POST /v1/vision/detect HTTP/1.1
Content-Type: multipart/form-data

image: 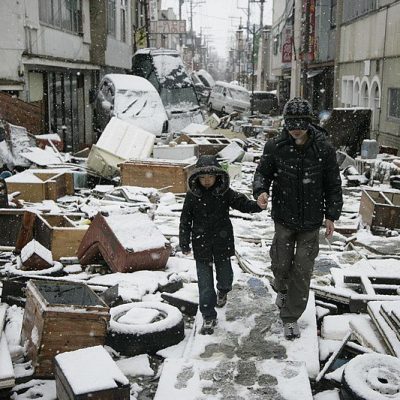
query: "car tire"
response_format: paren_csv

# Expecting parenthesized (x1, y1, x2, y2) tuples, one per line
(341, 353, 400, 400)
(106, 302, 185, 356)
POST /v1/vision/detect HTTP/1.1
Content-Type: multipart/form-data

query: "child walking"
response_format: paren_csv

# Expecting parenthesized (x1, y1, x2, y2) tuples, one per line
(179, 155, 265, 334)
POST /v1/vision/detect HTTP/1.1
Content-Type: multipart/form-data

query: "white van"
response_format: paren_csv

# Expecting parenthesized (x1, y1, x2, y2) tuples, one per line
(208, 81, 250, 115)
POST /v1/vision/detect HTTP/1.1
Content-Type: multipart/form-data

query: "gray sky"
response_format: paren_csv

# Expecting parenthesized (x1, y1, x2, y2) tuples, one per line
(161, 0, 273, 57)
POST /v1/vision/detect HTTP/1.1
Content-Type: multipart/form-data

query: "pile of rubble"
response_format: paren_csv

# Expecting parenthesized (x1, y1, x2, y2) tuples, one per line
(1, 112, 400, 400)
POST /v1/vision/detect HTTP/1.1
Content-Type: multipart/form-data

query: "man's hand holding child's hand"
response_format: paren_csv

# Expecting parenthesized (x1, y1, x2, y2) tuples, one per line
(257, 192, 268, 210)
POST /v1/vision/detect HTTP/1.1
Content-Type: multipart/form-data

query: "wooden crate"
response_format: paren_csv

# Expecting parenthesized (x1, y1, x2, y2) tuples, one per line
(33, 214, 88, 260)
(176, 133, 231, 155)
(55, 346, 130, 400)
(21, 280, 110, 377)
(5, 170, 74, 202)
(0, 209, 25, 247)
(119, 159, 195, 193)
(359, 189, 400, 230)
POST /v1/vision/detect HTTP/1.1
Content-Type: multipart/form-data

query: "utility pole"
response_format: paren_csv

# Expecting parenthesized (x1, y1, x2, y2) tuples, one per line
(179, 0, 184, 48)
(251, 24, 256, 114)
(302, 0, 311, 99)
(143, 0, 150, 47)
(190, 0, 194, 60)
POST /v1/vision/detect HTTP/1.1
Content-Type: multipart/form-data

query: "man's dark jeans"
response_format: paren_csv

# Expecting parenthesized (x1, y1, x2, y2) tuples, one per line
(196, 258, 233, 320)
(270, 222, 320, 323)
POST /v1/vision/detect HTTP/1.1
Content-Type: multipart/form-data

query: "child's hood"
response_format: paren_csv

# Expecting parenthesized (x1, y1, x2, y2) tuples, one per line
(188, 155, 230, 197)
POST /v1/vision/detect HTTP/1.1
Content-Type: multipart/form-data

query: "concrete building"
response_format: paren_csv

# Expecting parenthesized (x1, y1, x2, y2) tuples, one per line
(0, 0, 132, 151)
(334, 0, 400, 147)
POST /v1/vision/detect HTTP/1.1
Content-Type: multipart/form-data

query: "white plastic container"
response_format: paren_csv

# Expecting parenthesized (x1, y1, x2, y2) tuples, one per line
(361, 139, 379, 159)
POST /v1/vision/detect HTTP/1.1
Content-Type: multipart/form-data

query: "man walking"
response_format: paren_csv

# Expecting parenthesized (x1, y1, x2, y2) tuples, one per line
(253, 97, 343, 339)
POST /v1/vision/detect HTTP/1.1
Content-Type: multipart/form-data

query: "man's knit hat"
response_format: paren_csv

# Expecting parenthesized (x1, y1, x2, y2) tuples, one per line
(283, 97, 313, 130)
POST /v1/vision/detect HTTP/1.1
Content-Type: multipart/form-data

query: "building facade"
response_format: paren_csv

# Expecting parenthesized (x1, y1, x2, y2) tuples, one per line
(334, 0, 400, 147)
(0, 0, 133, 151)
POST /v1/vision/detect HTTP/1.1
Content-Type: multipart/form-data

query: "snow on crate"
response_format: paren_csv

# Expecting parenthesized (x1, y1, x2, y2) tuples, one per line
(78, 212, 171, 273)
(20, 239, 53, 270)
(105, 213, 168, 252)
(54, 345, 129, 396)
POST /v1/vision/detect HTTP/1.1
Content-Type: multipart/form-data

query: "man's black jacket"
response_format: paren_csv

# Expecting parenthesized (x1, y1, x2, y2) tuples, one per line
(253, 124, 343, 231)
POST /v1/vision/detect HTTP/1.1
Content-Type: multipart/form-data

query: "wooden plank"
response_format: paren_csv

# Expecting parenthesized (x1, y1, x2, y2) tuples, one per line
(15, 211, 37, 254)
(0, 334, 15, 390)
(0, 303, 8, 342)
(367, 301, 400, 357)
(315, 331, 352, 383)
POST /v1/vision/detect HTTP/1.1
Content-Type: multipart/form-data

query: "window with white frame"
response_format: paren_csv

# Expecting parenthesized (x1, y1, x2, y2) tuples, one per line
(120, 0, 127, 42)
(388, 88, 400, 120)
(353, 81, 360, 106)
(360, 82, 369, 108)
(341, 77, 354, 107)
(39, 0, 82, 33)
(107, 0, 116, 37)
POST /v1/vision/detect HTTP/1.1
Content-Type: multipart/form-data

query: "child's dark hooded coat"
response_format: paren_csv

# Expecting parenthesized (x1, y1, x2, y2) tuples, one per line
(179, 155, 261, 261)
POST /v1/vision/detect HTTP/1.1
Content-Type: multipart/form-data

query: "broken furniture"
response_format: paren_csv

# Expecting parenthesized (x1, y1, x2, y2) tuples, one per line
(87, 117, 155, 179)
(33, 214, 88, 260)
(119, 159, 195, 193)
(359, 188, 400, 230)
(175, 133, 232, 155)
(152, 143, 199, 160)
(55, 345, 130, 400)
(21, 280, 110, 377)
(77, 212, 171, 273)
(5, 169, 74, 203)
(13, 212, 88, 260)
